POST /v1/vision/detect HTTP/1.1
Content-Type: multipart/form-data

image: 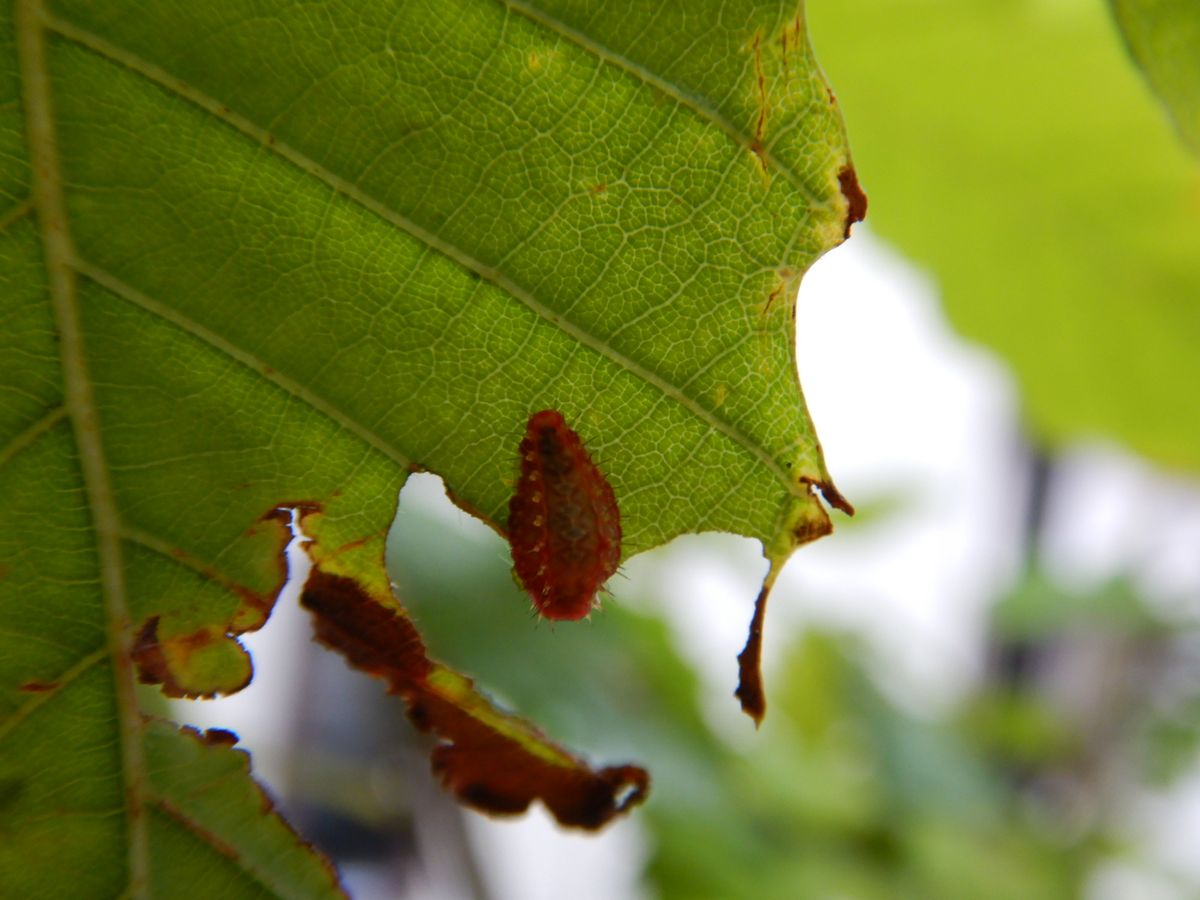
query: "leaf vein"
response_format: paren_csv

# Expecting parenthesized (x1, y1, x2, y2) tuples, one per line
(14, 3, 150, 894)
(502, 0, 825, 207)
(74, 258, 416, 473)
(47, 12, 806, 503)
(151, 792, 310, 899)
(121, 525, 259, 598)
(0, 404, 66, 469)
(0, 197, 34, 234)
(0, 646, 106, 743)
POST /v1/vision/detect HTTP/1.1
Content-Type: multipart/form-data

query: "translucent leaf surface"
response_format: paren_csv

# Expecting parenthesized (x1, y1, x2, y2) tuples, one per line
(1, 0, 855, 888)
(811, 0, 1200, 471)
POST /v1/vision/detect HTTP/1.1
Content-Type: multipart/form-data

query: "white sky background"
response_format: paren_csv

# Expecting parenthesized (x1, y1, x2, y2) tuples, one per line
(177, 228, 1200, 900)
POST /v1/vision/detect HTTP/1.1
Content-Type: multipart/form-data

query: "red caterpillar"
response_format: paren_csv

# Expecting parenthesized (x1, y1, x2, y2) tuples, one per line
(508, 410, 621, 620)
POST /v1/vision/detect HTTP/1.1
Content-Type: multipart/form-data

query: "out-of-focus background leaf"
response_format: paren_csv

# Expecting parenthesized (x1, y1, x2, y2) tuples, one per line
(356, 474, 1196, 899)
(1111, 0, 1200, 153)
(808, 0, 1200, 472)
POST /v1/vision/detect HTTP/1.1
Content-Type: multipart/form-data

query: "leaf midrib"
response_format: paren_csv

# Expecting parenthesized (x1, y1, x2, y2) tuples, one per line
(45, 10, 811, 506)
(15, 0, 149, 896)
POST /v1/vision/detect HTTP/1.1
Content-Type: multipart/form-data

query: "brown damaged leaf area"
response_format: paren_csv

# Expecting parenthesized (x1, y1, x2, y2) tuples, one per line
(126, 507, 294, 699)
(17, 680, 59, 693)
(300, 568, 649, 829)
(805, 475, 856, 518)
(837, 165, 868, 238)
(736, 496, 844, 724)
(734, 577, 776, 724)
(132, 615, 252, 699)
(133, 616, 182, 693)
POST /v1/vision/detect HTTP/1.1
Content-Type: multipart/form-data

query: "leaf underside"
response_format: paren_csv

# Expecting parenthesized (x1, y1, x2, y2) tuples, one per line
(1, 0, 856, 890)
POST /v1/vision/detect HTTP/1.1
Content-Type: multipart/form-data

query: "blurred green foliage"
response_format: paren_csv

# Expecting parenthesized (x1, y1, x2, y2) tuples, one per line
(1111, 0, 1200, 152)
(389, 488, 1199, 898)
(809, 0, 1200, 472)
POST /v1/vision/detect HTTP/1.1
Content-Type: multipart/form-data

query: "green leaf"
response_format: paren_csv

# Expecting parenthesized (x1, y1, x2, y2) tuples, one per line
(809, 0, 1200, 471)
(0, 695, 345, 898)
(2, 0, 854, 887)
(1111, 0, 1200, 153)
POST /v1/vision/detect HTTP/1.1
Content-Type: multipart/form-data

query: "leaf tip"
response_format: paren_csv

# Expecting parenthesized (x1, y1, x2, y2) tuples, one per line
(735, 581, 770, 725)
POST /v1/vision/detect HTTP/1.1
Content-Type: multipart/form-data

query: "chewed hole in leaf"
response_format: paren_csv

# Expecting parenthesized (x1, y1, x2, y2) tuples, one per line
(295, 502, 649, 830)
